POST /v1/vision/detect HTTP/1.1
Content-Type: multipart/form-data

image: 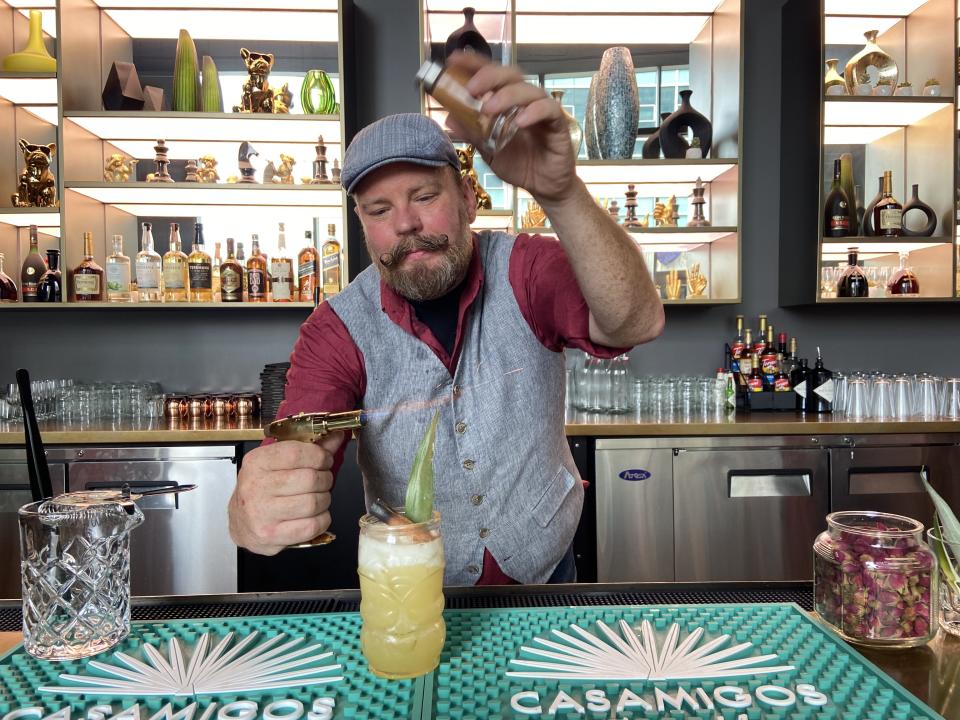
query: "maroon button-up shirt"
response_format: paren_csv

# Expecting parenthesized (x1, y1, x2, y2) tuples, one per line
(275, 232, 626, 584)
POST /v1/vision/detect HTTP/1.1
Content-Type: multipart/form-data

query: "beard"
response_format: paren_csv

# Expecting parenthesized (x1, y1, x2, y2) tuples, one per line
(367, 210, 473, 301)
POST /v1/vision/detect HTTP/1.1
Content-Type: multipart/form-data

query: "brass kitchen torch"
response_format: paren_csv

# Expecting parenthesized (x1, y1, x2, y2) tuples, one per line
(264, 410, 367, 547)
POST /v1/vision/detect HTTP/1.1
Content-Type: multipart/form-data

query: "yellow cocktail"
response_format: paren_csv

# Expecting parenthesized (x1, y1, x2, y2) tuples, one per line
(358, 510, 445, 679)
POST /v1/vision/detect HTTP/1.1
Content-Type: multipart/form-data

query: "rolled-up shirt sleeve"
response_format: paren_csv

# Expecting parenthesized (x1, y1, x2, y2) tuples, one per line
(508, 232, 631, 357)
(266, 302, 366, 480)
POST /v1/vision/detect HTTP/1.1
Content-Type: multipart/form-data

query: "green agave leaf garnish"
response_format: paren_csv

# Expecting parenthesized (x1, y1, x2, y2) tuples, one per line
(922, 467, 960, 559)
(404, 410, 440, 524)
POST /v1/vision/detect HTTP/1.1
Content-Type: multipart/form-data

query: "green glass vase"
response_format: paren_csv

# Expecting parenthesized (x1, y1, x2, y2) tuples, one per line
(300, 69, 337, 115)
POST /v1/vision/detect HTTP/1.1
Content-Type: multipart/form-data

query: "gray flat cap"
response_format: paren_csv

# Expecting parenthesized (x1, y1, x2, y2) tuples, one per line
(341, 113, 461, 194)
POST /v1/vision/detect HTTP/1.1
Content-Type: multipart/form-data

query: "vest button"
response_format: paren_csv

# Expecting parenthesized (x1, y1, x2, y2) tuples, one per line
(479, 528, 490, 539)
(462, 459, 475, 470)
(467, 564, 480, 574)
(455, 421, 467, 434)
(453, 384, 463, 399)
(470, 494, 484, 505)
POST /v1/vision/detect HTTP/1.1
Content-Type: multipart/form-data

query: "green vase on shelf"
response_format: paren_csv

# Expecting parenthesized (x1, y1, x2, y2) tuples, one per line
(301, 69, 337, 115)
(2, 10, 56, 72)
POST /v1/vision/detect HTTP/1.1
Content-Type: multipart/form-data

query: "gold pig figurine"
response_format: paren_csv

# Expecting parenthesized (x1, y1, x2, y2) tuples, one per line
(12, 139, 58, 208)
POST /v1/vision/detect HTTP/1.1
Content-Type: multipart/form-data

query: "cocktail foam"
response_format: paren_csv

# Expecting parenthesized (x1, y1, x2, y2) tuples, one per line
(358, 533, 444, 570)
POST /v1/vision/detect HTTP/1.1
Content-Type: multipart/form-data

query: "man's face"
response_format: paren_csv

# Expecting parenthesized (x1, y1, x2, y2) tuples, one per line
(353, 163, 477, 301)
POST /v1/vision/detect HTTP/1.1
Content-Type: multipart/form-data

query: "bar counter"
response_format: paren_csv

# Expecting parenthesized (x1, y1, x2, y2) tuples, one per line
(0, 412, 958, 444)
(0, 583, 957, 718)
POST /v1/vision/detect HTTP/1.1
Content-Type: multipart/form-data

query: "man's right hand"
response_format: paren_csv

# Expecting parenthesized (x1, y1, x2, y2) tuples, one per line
(228, 431, 344, 555)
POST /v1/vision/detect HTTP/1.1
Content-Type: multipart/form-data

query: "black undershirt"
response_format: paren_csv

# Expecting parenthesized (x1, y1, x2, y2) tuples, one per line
(408, 278, 467, 357)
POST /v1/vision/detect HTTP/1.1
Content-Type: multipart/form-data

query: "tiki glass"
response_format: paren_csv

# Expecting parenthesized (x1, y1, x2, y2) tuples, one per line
(357, 510, 445, 678)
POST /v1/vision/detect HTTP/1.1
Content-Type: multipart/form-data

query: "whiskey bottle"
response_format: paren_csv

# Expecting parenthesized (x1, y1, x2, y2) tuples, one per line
(823, 158, 851, 237)
(106, 234, 133, 302)
(220, 238, 243, 303)
(237, 240, 248, 301)
(0, 253, 18, 302)
(251, 233, 270, 299)
(270, 222, 294, 302)
(836, 246, 869, 298)
(162, 222, 189, 302)
(888, 251, 920, 296)
(873, 170, 902, 237)
(73, 231, 104, 302)
(246, 237, 268, 302)
(212, 240, 222, 301)
(37, 249, 61, 302)
(321, 223, 342, 299)
(20, 225, 47, 301)
(135, 221, 163, 302)
(187, 222, 213, 303)
(297, 230, 319, 303)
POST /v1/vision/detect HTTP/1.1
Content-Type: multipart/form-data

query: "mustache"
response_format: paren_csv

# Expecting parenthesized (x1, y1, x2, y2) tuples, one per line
(379, 233, 449, 268)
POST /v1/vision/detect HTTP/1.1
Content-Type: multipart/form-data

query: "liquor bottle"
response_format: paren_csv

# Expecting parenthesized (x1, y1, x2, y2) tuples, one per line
(297, 230, 319, 303)
(806, 346, 833, 413)
(823, 158, 851, 237)
(873, 170, 902, 237)
(887, 251, 920, 297)
(237, 241, 248, 301)
(106, 234, 133, 302)
(742, 328, 753, 364)
(760, 325, 778, 385)
(220, 238, 243, 303)
(321, 223, 342, 299)
(162, 222, 189, 302)
(187, 222, 213, 303)
(37, 249, 61, 302)
(0, 253, 18, 302)
(773, 354, 791, 392)
(730, 315, 746, 367)
(781, 336, 800, 378)
(836, 246, 869, 298)
(270, 222, 294, 302)
(753, 314, 767, 355)
(776, 332, 788, 357)
(20, 225, 46, 301)
(246, 237, 268, 302)
(135, 221, 163, 302)
(212, 240, 222, 301)
(791, 358, 809, 412)
(249, 233, 270, 299)
(747, 353, 764, 393)
(73, 231, 104, 302)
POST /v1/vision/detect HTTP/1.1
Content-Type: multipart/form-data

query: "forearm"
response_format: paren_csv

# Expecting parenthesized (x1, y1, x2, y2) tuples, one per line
(536, 178, 665, 347)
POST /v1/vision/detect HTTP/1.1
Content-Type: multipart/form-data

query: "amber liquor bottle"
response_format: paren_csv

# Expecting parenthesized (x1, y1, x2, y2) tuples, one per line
(760, 325, 778, 385)
(0, 253, 18, 302)
(747, 353, 764, 393)
(20, 225, 47, 301)
(162, 223, 189, 302)
(246, 237, 268, 302)
(187, 222, 213, 303)
(729, 314, 745, 373)
(321, 223, 342, 299)
(212, 240, 222, 301)
(219, 238, 243, 303)
(297, 230, 319, 303)
(270, 223, 294, 302)
(73, 231, 104, 302)
(873, 170, 902, 237)
(823, 158, 851, 237)
(753, 314, 767, 355)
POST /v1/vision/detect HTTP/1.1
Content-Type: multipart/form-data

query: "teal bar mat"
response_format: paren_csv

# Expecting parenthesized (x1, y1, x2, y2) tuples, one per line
(0, 603, 942, 719)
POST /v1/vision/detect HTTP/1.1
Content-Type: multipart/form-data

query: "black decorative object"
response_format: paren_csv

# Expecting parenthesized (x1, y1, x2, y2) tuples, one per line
(641, 112, 671, 160)
(444, 7, 491, 60)
(238, 141, 259, 183)
(659, 89, 712, 159)
(101, 61, 144, 111)
(142, 86, 166, 111)
(861, 176, 883, 237)
(901, 183, 937, 237)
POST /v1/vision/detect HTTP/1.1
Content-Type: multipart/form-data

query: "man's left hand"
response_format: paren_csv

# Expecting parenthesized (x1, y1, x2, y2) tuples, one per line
(445, 53, 577, 205)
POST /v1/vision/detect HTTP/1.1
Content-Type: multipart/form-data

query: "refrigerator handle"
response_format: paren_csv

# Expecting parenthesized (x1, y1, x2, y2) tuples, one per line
(729, 472, 812, 498)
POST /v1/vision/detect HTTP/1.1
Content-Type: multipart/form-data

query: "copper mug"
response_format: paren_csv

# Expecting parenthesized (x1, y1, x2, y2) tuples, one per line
(164, 395, 187, 418)
(187, 397, 207, 418)
(211, 395, 231, 417)
(234, 395, 256, 417)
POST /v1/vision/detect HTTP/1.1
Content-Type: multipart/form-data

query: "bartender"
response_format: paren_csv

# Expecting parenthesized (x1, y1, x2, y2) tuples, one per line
(228, 54, 664, 585)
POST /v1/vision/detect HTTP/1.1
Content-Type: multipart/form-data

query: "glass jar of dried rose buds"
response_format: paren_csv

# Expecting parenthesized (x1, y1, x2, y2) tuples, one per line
(814, 511, 938, 648)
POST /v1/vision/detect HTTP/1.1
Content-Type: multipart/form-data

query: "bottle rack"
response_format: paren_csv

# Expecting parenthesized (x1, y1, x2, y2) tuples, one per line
(0, 0, 348, 308)
(779, 0, 957, 305)
(419, 0, 743, 305)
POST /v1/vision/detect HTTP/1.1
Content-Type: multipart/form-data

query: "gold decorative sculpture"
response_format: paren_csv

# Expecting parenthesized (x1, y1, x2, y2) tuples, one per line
(653, 198, 668, 226)
(843, 30, 898, 95)
(665, 269, 682, 300)
(687, 263, 708, 297)
(668, 194, 679, 226)
(639, 212, 650, 228)
(457, 145, 492, 210)
(197, 155, 220, 183)
(103, 153, 138, 183)
(233, 48, 289, 114)
(520, 200, 547, 228)
(264, 154, 296, 184)
(12, 139, 58, 207)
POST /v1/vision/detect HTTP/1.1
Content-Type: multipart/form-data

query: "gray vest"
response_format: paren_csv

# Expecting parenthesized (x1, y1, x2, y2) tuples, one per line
(329, 231, 583, 585)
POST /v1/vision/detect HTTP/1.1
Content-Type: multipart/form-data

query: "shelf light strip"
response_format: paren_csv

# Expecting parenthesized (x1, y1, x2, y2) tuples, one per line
(66, 115, 341, 143)
(101, 9, 338, 42)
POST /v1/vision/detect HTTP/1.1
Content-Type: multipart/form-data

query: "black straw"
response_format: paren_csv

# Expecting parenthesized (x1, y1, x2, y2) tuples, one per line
(17, 369, 52, 502)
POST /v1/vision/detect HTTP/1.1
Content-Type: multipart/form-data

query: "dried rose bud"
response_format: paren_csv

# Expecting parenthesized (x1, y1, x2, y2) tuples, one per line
(914, 617, 929, 636)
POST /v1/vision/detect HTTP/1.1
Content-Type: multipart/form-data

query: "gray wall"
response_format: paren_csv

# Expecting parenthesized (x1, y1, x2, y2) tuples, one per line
(1, 0, 957, 391)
